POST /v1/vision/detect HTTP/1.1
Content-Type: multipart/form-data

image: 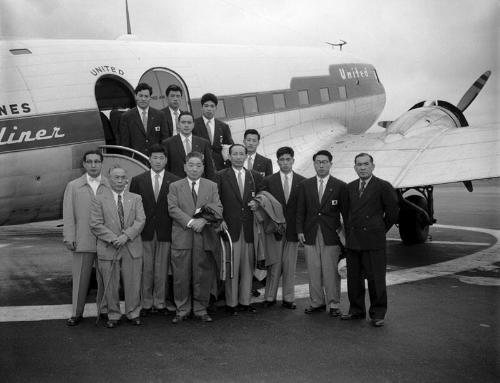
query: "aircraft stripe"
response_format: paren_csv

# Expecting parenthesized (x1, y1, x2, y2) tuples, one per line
(386, 238, 491, 246)
(0, 224, 498, 322)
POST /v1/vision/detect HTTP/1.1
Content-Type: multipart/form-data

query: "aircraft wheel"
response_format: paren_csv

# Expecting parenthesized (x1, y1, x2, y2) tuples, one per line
(398, 194, 430, 244)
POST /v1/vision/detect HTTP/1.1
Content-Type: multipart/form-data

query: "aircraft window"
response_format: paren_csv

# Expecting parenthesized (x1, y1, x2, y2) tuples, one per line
(243, 96, 258, 115)
(216, 99, 227, 118)
(273, 93, 286, 110)
(320, 88, 330, 103)
(10, 48, 32, 55)
(339, 86, 347, 100)
(298, 90, 309, 105)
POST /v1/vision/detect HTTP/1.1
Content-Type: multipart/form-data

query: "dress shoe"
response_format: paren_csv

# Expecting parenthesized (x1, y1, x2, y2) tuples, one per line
(140, 308, 152, 317)
(66, 316, 83, 326)
(172, 315, 187, 324)
(225, 306, 238, 316)
(281, 301, 297, 310)
(105, 320, 119, 329)
(238, 304, 257, 313)
(128, 317, 142, 326)
(263, 300, 276, 308)
(99, 313, 109, 321)
(196, 314, 213, 323)
(329, 308, 342, 317)
(304, 305, 326, 314)
(340, 313, 366, 320)
(371, 319, 385, 327)
(251, 289, 261, 297)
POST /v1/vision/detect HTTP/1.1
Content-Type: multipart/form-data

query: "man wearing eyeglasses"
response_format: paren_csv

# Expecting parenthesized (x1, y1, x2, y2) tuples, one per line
(63, 150, 109, 326)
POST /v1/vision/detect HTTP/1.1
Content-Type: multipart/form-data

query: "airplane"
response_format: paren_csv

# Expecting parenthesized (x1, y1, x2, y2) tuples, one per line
(0, 19, 497, 245)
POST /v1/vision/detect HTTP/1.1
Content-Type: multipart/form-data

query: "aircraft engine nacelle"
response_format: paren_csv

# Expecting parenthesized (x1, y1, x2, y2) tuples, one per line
(409, 100, 469, 127)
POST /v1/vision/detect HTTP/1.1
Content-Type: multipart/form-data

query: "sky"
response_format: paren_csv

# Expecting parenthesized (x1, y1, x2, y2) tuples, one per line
(1, 0, 498, 126)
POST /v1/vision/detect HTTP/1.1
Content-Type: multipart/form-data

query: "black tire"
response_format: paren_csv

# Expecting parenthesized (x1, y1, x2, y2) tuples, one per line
(398, 194, 430, 244)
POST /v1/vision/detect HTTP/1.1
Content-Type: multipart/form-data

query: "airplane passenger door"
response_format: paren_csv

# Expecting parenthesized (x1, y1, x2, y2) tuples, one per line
(139, 68, 191, 112)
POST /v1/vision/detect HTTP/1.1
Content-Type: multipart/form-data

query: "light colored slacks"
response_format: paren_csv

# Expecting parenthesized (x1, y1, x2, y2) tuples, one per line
(225, 229, 254, 307)
(71, 252, 104, 317)
(265, 240, 299, 303)
(141, 234, 171, 310)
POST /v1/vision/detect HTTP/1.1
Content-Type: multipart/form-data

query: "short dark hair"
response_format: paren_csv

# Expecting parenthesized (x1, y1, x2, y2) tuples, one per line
(229, 143, 247, 155)
(354, 152, 374, 164)
(244, 129, 260, 140)
(185, 151, 205, 163)
(149, 144, 166, 156)
(201, 93, 218, 106)
(166, 84, 183, 97)
(82, 149, 103, 163)
(135, 82, 153, 95)
(276, 146, 294, 159)
(313, 150, 333, 162)
(178, 111, 194, 121)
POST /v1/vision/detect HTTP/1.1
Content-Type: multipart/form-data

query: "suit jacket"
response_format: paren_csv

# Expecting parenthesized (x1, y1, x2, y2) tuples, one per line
(119, 107, 169, 156)
(63, 174, 110, 252)
(90, 189, 146, 260)
(251, 153, 273, 177)
(345, 176, 399, 250)
(164, 134, 216, 180)
(193, 117, 234, 170)
(129, 170, 180, 242)
(262, 171, 306, 242)
(296, 175, 348, 246)
(160, 107, 180, 137)
(216, 168, 263, 243)
(167, 178, 222, 250)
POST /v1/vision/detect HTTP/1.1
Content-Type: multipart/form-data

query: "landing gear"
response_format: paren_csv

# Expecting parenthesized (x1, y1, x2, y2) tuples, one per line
(397, 186, 435, 244)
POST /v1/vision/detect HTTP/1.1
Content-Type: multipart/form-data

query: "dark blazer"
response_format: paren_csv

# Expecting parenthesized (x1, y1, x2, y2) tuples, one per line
(193, 117, 234, 170)
(296, 175, 348, 246)
(119, 107, 170, 156)
(252, 153, 273, 177)
(345, 176, 399, 250)
(262, 171, 306, 242)
(129, 170, 180, 242)
(163, 135, 216, 180)
(216, 168, 263, 243)
(160, 107, 180, 137)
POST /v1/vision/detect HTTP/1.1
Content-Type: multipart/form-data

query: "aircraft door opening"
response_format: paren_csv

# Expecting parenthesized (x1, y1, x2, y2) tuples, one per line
(139, 68, 191, 112)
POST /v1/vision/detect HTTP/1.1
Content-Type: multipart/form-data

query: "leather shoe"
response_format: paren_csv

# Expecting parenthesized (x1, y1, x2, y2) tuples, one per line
(304, 305, 326, 314)
(251, 289, 261, 297)
(340, 313, 366, 320)
(329, 308, 342, 317)
(225, 306, 238, 316)
(281, 301, 296, 310)
(128, 317, 142, 326)
(371, 319, 385, 327)
(238, 304, 257, 313)
(99, 313, 109, 321)
(140, 308, 152, 317)
(263, 300, 276, 308)
(172, 315, 187, 324)
(105, 320, 119, 329)
(66, 316, 83, 326)
(197, 314, 213, 322)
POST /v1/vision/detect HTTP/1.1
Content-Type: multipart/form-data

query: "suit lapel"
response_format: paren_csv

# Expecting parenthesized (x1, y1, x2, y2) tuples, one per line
(320, 176, 335, 208)
(271, 174, 286, 205)
(196, 179, 208, 208)
(213, 121, 222, 146)
(289, 172, 301, 203)
(243, 169, 254, 202)
(123, 192, 133, 225)
(157, 174, 170, 204)
(227, 169, 243, 203)
(182, 179, 196, 211)
(105, 192, 120, 227)
(134, 108, 147, 137)
(192, 136, 202, 153)
(176, 135, 187, 156)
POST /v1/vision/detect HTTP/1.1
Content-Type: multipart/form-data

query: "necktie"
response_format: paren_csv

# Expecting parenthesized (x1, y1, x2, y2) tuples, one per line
(283, 174, 290, 203)
(359, 180, 366, 197)
(117, 194, 125, 229)
(154, 173, 160, 201)
(185, 137, 191, 154)
(173, 110, 179, 134)
(141, 111, 147, 132)
(237, 171, 244, 198)
(192, 181, 197, 205)
(247, 155, 253, 170)
(206, 120, 213, 144)
(318, 178, 324, 202)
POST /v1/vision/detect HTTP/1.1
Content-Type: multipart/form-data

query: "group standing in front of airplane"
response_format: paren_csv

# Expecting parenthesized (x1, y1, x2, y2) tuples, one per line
(62, 81, 399, 329)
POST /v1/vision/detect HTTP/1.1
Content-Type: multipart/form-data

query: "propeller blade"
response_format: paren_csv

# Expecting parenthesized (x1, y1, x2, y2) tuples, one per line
(457, 71, 491, 112)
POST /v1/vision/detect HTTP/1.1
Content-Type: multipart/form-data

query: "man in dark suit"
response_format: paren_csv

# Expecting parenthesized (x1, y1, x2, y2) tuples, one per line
(119, 82, 170, 156)
(167, 151, 223, 323)
(243, 129, 273, 177)
(296, 150, 348, 317)
(341, 153, 399, 327)
(193, 93, 234, 170)
(216, 144, 263, 314)
(261, 147, 306, 309)
(161, 84, 183, 137)
(129, 144, 179, 316)
(164, 112, 216, 180)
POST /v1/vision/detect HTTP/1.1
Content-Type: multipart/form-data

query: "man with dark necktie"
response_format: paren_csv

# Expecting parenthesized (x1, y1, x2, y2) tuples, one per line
(161, 84, 184, 137)
(243, 129, 273, 177)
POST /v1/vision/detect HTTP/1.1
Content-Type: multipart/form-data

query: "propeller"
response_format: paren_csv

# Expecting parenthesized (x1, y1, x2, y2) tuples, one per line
(457, 70, 491, 112)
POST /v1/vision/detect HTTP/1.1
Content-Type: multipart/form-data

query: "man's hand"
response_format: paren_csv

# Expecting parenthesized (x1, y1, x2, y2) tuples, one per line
(298, 233, 306, 245)
(112, 234, 128, 248)
(219, 221, 228, 232)
(64, 241, 76, 251)
(191, 218, 208, 233)
(248, 200, 258, 211)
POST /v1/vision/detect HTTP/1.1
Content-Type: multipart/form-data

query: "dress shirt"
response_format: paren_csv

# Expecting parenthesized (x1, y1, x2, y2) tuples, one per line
(317, 175, 330, 199)
(137, 106, 149, 125)
(86, 174, 102, 195)
(186, 178, 201, 228)
(170, 107, 180, 132)
(111, 190, 125, 206)
(359, 176, 373, 189)
(280, 171, 293, 188)
(232, 167, 246, 186)
(180, 134, 193, 153)
(244, 153, 256, 170)
(202, 116, 214, 144)
(151, 169, 165, 188)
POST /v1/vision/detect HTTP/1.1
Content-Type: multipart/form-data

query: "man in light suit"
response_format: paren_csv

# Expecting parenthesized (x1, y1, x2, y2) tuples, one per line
(129, 144, 179, 316)
(341, 153, 399, 327)
(161, 84, 184, 137)
(296, 150, 348, 317)
(164, 111, 216, 180)
(119, 82, 170, 156)
(216, 144, 263, 314)
(90, 165, 146, 328)
(261, 147, 306, 309)
(243, 129, 273, 177)
(193, 93, 234, 170)
(167, 151, 223, 323)
(63, 149, 109, 326)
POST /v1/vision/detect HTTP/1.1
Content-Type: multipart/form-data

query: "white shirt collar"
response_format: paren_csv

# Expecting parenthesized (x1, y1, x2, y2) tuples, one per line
(317, 175, 330, 184)
(137, 106, 149, 114)
(202, 116, 213, 125)
(360, 176, 372, 186)
(86, 174, 101, 183)
(180, 133, 192, 140)
(151, 169, 165, 179)
(111, 190, 125, 204)
(232, 167, 244, 175)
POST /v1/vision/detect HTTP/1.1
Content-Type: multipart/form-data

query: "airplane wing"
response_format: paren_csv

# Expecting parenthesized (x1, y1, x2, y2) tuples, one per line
(331, 123, 500, 188)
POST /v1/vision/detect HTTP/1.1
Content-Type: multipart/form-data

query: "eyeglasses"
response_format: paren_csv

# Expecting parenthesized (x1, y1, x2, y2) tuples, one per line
(85, 160, 102, 164)
(314, 160, 330, 165)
